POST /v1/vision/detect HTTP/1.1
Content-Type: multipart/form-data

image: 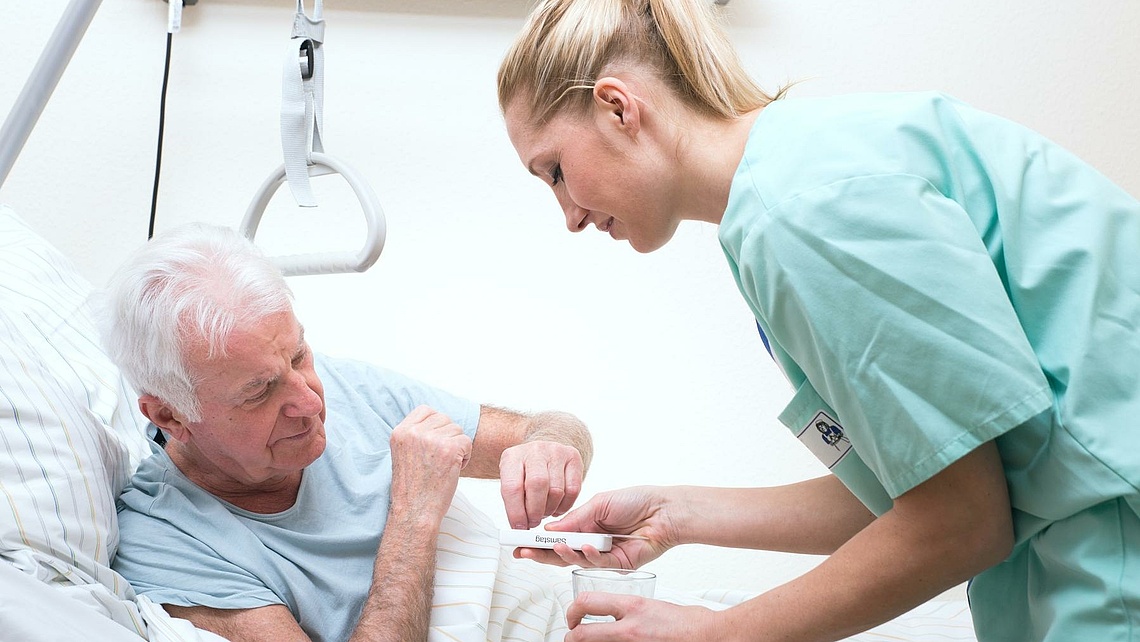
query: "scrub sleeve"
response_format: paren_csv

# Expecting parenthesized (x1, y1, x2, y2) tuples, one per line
(722, 173, 1052, 502)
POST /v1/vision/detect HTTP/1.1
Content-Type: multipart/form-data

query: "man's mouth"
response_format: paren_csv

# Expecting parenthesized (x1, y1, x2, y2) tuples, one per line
(277, 424, 314, 444)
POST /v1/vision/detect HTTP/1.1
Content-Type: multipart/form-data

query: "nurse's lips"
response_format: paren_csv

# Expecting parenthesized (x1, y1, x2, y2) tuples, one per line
(598, 217, 615, 233)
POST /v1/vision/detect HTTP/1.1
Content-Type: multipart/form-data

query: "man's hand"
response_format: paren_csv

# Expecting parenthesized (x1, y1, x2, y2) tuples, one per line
(499, 438, 585, 529)
(388, 405, 473, 522)
(463, 406, 593, 529)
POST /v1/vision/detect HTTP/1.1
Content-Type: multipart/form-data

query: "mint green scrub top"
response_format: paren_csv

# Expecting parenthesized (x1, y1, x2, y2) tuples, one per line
(719, 92, 1140, 642)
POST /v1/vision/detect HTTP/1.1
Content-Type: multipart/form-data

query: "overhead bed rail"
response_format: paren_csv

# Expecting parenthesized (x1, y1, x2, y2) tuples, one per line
(0, 0, 104, 190)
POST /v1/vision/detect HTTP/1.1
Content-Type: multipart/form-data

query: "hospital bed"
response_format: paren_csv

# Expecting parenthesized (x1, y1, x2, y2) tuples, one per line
(0, 3, 977, 641)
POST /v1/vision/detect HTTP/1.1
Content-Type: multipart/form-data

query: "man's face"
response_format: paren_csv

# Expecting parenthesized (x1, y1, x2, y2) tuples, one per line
(178, 310, 327, 488)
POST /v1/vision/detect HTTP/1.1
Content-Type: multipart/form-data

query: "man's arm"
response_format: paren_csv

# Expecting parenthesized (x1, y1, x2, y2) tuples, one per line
(160, 510, 443, 642)
(348, 405, 470, 641)
(162, 406, 469, 642)
(163, 604, 309, 642)
(349, 491, 442, 642)
(463, 405, 593, 529)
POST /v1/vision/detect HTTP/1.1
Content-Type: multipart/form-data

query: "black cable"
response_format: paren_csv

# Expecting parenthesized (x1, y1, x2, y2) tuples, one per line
(149, 30, 174, 241)
(149, 29, 174, 447)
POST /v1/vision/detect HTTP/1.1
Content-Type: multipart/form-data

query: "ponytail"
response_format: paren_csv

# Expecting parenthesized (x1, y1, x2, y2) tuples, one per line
(498, 0, 785, 125)
(648, 0, 780, 117)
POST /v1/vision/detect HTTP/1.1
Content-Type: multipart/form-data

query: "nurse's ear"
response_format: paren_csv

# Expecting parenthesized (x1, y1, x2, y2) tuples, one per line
(593, 77, 642, 138)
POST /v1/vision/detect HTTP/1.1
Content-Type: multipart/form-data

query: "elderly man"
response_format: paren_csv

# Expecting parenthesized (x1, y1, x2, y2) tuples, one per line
(101, 224, 592, 642)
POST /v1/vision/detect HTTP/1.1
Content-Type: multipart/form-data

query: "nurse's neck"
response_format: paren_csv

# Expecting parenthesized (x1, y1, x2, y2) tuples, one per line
(679, 106, 764, 226)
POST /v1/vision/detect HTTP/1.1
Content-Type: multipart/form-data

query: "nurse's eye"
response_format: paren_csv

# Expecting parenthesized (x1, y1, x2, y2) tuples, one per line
(550, 164, 563, 187)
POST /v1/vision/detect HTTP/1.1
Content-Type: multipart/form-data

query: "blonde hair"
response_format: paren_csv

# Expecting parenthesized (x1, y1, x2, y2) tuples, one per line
(498, 0, 786, 125)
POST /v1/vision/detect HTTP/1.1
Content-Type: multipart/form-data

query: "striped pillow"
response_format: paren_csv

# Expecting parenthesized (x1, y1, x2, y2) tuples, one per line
(0, 205, 150, 596)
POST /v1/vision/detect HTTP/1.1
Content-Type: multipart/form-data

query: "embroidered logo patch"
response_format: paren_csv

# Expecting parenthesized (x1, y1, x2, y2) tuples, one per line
(796, 410, 852, 469)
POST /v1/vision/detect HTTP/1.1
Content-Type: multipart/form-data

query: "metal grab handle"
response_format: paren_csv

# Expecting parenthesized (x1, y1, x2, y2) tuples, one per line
(1, 0, 104, 189)
(241, 152, 386, 276)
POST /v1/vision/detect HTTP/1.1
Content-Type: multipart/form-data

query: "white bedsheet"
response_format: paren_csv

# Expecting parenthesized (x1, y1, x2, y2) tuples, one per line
(0, 555, 229, 642)
(429, 492, 978, 642)
(851, 600, 976, 641)
(1, 490, 975, 641)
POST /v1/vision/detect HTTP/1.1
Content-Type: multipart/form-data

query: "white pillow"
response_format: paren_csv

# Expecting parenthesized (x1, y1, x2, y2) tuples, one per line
(0, 205, 150, 610)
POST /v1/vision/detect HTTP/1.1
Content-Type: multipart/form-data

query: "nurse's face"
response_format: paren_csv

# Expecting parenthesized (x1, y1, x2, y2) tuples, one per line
(505, 99, 682, 254)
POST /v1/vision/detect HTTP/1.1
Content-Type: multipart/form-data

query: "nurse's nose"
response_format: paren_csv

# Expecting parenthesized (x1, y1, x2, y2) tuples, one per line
(561, 200, 590, 233)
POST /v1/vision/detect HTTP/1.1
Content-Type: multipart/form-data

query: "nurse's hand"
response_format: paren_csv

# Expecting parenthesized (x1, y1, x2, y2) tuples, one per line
(564, 595, 720, 642)
(514, 486, 679, 570)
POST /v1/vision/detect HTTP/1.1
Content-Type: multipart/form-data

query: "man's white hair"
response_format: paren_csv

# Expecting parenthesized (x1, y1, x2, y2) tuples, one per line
(98, 223, 294, 422)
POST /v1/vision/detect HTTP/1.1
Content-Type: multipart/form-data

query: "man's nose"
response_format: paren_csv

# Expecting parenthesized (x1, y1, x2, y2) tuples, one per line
(283, 373, 322, 417)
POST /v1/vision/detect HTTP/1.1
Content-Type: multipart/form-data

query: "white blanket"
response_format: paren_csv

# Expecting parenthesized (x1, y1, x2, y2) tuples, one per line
(427, 493, 733, 641)
(429, 493, 978, 642)
(0, 491, 974, 641)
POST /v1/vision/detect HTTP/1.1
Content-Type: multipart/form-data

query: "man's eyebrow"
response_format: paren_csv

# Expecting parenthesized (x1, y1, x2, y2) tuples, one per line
(295, 326, 307, 357)
(239, 374, 275, 396)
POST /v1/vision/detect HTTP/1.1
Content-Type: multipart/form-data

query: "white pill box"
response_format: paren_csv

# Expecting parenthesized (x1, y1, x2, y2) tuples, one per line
(499, 529, 614, 552)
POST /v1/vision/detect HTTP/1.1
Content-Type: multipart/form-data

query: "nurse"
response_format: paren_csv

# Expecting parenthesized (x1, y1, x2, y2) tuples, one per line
(497, 0, 1140, 640)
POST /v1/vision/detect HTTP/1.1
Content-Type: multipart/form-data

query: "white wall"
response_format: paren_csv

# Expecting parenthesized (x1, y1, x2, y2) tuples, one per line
(4, 0, 1138, 599)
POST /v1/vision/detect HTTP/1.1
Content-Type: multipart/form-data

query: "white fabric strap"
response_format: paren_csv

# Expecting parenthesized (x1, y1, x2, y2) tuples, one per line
(280, 0, 326, 207)
(167, 0, 183, 33)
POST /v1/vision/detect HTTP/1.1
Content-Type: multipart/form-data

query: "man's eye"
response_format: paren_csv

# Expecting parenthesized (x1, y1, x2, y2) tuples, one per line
(550, 164, 563, 186)
(247, 388, 271, 404)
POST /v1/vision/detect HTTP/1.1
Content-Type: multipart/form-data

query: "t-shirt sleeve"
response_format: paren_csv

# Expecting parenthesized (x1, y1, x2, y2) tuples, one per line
(112, 480, 284, 610)
(315, 355, 482, 441)
(740, 173, 1052, 497)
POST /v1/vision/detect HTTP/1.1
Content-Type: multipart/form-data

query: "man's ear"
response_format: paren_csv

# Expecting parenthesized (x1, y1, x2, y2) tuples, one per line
(593, 77, 642, 137)
(138, 395, 191, 444)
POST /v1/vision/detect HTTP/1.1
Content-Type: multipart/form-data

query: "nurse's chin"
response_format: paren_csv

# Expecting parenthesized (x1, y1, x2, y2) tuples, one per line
(624, 233, 673, 254)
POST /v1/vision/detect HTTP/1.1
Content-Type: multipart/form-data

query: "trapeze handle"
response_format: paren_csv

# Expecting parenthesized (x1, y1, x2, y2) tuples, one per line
(241, 152, 386, 277)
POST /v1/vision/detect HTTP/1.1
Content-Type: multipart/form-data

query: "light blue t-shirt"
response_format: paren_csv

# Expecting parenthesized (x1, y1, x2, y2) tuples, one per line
(720, 92, 1140, 640)
(111, 355, 481, 642)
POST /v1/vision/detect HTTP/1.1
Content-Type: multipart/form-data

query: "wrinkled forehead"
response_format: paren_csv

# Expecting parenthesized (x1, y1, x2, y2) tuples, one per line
(183, 310, 301, 373)
(191, 316, 306, 405)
